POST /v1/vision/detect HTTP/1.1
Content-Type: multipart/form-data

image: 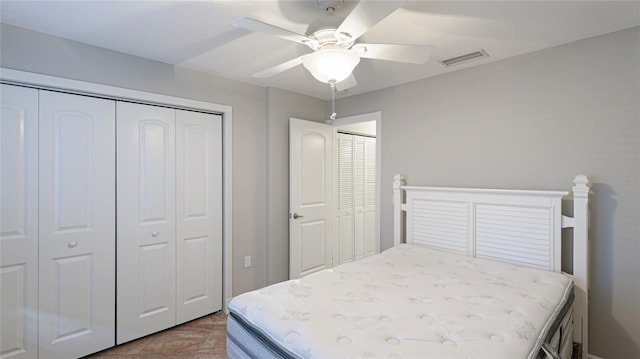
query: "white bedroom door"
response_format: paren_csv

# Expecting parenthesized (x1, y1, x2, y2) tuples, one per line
(1, 84, 39, 359)
(116, 102, 176, 344)
(289, 118, 334, 279)
(38, 91, 116, 358)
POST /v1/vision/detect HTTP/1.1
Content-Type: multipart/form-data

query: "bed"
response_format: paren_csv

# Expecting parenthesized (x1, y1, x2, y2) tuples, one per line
(227, 174, 590, 359)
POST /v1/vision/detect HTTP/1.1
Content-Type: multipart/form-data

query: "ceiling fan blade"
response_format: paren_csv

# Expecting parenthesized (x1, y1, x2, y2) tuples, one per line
(232, 17, 318, 49)
(252, 56, 304, 78)
(336, 0, 405, 43)
(352, 43, 433, 64)
(336, 74, 358, 91)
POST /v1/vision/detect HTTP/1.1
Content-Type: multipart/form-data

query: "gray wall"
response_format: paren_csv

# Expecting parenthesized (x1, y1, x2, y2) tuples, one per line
(336, 26, 640, 359)
(0, 24, 325, 296)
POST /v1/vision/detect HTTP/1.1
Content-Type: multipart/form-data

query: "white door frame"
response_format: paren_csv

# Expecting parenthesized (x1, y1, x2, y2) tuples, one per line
(332, 111, 381, 253)
(0, 68, 235, 312)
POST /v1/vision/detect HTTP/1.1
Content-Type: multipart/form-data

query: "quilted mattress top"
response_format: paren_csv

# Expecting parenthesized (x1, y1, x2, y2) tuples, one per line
(229, 244, 572, 359)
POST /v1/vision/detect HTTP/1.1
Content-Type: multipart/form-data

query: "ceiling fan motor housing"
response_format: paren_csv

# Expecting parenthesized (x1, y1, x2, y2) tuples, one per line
(306, 14, 346, 46)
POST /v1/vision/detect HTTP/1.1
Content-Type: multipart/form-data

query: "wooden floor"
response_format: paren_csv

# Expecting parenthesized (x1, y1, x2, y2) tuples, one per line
(84, 312, 227, 359)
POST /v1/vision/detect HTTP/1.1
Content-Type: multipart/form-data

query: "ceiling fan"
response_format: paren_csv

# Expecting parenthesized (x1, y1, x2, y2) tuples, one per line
(232, 0, 433, 92)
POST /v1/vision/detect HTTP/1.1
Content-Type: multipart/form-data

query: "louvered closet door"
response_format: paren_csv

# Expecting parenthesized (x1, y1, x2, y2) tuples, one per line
(0, 85, 39, 359)
(175, 110, 222, 324)
(363, 137, 376, 256)
(38, 91, 116, 358)
(352, 136, 377, 259)
(117, 103, 176, 344)
(337, 133, 354, 264)
(336, 133, 376, 263)
(353, 136, 366, 259)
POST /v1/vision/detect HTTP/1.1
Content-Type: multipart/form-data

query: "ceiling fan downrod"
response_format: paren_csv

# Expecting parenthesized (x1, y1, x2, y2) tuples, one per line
(329, 80, 337, 121)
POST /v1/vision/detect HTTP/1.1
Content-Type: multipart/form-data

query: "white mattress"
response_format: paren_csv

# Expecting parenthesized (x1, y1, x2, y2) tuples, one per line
(228, 244, 573, 359)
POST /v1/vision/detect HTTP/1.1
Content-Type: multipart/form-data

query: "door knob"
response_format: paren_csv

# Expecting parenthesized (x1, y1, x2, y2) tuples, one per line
(292, 213, 304, 219)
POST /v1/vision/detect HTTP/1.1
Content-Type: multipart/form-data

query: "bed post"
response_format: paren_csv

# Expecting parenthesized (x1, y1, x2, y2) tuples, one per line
(393, 174, 406, 246)
(572, 174, 590, 359)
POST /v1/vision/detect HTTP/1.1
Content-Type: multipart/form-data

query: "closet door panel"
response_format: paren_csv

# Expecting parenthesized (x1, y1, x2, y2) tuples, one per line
(175, 110, 222, 324)
(353, 136, 365, 260)
(336, 133, 377, 262)
(38, 91, 116, 359)
(117, 102, 176, 344)
(337, 134, 354, 264)
(364, 137, 376, 256)
(0, 85, 39, 359)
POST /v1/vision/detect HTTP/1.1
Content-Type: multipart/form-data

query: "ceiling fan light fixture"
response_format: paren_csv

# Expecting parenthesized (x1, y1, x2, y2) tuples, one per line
(302, 47, 360, 83)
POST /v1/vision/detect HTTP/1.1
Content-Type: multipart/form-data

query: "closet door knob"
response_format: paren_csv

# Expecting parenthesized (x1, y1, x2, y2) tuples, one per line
(292, 213, 304, 219)
(152, 231, 159, 237)
(68, 241, 78, 248)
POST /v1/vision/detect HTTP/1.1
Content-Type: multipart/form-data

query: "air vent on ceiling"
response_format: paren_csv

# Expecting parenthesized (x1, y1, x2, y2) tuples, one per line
(439, 49, 489, 67)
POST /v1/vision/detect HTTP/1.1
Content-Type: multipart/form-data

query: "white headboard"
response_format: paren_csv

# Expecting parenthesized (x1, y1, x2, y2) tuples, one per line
(392, 174, 590, 358)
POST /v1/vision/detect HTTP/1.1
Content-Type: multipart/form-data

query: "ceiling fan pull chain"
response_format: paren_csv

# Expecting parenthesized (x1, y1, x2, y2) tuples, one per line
(329, 80, 337, 122)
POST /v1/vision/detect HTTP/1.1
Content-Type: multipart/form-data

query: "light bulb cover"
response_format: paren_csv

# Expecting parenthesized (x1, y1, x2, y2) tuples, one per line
(302, 47, 360, 83)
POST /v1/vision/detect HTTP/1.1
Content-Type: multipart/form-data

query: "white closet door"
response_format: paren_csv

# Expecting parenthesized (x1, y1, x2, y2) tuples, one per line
(337, 133, 354, 264)
(38, 91, 116, 358)
(353, 136, 366, 260)
(336, 134, 376, 263)
(0, 85, 39, 359)
(117, 102, 176, 344)
(175, 110, 222, 324)
(364, 137, 376, 256)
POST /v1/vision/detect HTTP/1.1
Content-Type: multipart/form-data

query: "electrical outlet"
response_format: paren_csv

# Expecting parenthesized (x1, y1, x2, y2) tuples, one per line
(244, 255, 251, 268)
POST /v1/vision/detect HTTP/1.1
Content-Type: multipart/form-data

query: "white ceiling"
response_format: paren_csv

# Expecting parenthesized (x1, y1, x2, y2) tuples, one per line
(2, 1, 639, 100)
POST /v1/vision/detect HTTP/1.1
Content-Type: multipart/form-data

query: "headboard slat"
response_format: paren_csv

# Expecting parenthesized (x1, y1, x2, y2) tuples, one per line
(475, 203, 552, 270)
(410, 199, 467, 254)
